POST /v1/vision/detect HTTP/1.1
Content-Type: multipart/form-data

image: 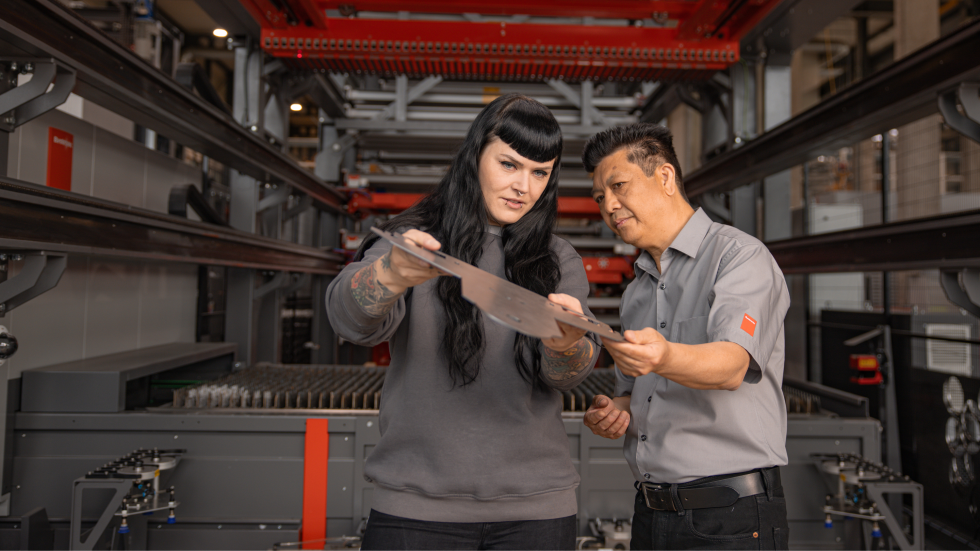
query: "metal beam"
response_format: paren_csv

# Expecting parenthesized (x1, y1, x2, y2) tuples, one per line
(372, 76, 443, 121)
(0, 178, 344, 275)
(766, 210, 980, 275)
(685, 17, 980, 198)
(334, 119, 621, 136)
(0, 0, 345, 212)
(283, 72, 346, 120)
(195, 0, 261, 38)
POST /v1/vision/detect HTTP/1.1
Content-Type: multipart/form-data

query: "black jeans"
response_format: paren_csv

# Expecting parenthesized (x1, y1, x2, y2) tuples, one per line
(360, 509, 577, 550)
(630, 467, 789, 550)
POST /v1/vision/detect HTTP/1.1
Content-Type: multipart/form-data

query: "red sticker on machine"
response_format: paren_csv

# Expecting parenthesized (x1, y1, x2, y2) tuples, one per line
(740, 314, 757, 337)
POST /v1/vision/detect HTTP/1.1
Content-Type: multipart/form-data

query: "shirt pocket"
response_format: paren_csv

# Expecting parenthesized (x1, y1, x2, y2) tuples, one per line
(671, 315, 709, 345)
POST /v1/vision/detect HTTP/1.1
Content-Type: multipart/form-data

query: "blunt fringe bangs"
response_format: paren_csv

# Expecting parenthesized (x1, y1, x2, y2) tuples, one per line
(356, 93, 563, 390)
(581, 123, 688, 201)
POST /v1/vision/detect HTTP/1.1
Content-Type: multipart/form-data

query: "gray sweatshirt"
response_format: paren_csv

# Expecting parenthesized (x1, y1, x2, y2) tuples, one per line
(325, 229, 598, 522)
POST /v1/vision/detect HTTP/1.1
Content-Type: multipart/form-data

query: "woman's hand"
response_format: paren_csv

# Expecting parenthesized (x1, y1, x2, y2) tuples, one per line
(351, 230, 443, 317)
(374, 230, 444, 294)
(542, 293, 589, 352)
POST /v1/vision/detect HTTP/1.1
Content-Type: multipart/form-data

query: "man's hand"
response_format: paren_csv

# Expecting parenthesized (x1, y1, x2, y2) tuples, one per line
(601, 328, 671, 378)
(375, 229, 444, 294)
(542, 293, 588, 352)
(584, 395, 631, 439)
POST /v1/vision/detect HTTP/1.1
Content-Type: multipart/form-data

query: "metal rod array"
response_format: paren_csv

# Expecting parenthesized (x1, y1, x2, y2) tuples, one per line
(173, 365, 621, 412)
(783, 384, 822, 414)
(174, 365, 829, 415)
(172, 365, 386, 410)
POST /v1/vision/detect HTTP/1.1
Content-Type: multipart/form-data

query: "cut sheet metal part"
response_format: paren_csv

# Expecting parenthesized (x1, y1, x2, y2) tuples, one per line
(371, 227, 625, 342)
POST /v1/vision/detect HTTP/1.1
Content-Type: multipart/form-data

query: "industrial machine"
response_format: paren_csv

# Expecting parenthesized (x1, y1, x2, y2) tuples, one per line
(815, 452, 923, 550)
(0, 344, 883, 550)
(70, 448, 185, 551)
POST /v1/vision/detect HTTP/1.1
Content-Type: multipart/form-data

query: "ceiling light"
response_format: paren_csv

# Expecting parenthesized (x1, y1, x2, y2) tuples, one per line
(290, 103, 303, 112)
(213, 28, 228, 38)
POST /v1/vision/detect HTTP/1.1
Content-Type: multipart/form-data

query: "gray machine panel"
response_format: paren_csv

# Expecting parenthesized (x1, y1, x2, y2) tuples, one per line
(21, 343, 237, 413)
(8, 410, 881, 549)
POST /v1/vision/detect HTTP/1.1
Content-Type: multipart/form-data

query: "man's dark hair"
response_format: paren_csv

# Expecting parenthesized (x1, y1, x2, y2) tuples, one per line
(582, 123, 688, 202)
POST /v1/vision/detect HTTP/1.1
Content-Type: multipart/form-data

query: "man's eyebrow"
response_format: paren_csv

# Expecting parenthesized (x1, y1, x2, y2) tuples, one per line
(604, 171, 625, 186)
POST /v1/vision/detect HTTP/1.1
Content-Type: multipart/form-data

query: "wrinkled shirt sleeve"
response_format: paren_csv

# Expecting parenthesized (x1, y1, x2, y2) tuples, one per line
(325, 238, 407, 347)
(707, 242, 790, 383)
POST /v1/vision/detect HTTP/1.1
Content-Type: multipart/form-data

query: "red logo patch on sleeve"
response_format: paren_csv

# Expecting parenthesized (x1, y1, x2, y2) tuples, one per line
(740, 314, 757, 337)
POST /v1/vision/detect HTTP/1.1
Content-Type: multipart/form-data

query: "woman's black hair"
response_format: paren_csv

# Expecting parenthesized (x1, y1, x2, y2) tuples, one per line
(355, 93, 563, 388)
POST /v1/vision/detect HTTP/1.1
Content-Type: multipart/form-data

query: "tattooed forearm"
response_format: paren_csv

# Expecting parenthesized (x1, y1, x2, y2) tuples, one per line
(542, 337, 595, 381)
(350, 255, 401, 316)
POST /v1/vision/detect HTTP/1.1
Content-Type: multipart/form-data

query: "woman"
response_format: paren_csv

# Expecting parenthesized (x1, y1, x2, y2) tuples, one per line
(326, 94, 599, 550)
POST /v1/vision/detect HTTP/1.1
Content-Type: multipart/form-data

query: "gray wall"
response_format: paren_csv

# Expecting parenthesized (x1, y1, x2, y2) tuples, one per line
(2, 105, 200, 377)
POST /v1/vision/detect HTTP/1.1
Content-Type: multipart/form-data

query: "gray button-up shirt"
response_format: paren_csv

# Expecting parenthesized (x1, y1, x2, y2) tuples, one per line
(615, 208, 790, 483)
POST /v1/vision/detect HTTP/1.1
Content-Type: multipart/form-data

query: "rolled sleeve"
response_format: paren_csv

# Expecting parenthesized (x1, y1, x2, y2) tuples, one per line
(707, 243, 790, 382)
(538, 238, 600, 391)
(325, 238, 407, 346)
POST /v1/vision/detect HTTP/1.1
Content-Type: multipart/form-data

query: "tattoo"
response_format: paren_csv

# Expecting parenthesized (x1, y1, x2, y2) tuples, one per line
(542, 337, 595, 381)
(351, 255, 401, 316)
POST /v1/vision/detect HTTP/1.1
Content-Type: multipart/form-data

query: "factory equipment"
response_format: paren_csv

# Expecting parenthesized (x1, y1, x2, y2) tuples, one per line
(2, 342, 884, 550)
(71, 448, 184, 551)
(814, 452, 923, 550)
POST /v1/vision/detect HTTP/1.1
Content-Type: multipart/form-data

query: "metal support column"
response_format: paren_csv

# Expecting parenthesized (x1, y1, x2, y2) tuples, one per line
(311, 211, 339, 365)
(729, 57, 759, 237)
(762, 58, 792, 241)
(226, 42, 270, 366)
(881, 134, 891, 318)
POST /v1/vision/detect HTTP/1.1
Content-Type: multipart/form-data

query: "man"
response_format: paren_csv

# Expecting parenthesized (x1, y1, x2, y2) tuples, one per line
(582, 123, 791, 550)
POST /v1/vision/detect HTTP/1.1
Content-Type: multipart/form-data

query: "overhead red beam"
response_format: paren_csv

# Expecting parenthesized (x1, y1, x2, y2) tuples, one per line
(311, 1, 702, 20)
(715, 0, 784, 42)
(263, 16, 738, 81)
(348, 192, 601, 218)
(240, 0, 291, 28)
(676, 0, 784, 41)
(294, 0, 328, 29)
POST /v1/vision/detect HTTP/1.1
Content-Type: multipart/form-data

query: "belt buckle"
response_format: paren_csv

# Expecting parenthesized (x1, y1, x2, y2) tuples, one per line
(642, 484, 676, 511)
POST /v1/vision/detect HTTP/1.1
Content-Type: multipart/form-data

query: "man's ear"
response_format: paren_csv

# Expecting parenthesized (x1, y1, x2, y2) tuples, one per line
(660, 163, 678, 196)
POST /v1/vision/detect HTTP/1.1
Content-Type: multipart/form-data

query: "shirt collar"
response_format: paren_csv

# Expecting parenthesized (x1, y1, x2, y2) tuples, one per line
(668, 208, 711, 259)
(632, 208, 711, 277)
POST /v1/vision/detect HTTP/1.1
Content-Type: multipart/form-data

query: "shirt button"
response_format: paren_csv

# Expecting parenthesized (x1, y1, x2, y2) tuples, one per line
(644, 473, 651, 479)
(647, 396, 652, 402)
(640, 435, 647, 441)
(660, 283, 666, 290)
(660, 321, 666, 328)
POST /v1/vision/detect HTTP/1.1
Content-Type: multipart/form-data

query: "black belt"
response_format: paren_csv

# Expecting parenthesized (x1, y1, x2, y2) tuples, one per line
(639, 468, 778, 511)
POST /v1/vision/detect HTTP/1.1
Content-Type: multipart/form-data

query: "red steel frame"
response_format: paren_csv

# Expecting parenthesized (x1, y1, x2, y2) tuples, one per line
(347, 192, 602, 218)
(242, 0, 782, 81)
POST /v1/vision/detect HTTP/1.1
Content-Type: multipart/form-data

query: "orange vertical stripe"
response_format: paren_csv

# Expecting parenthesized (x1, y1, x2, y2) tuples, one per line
(302, 418, 329, 549)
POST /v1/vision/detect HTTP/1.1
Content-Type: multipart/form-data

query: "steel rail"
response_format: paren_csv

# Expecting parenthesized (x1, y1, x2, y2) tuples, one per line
(0, 0, 345, 212)
(766, 210, 980, 275)
(684, 17, 980, 198)
(0, 178, 344, 275)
